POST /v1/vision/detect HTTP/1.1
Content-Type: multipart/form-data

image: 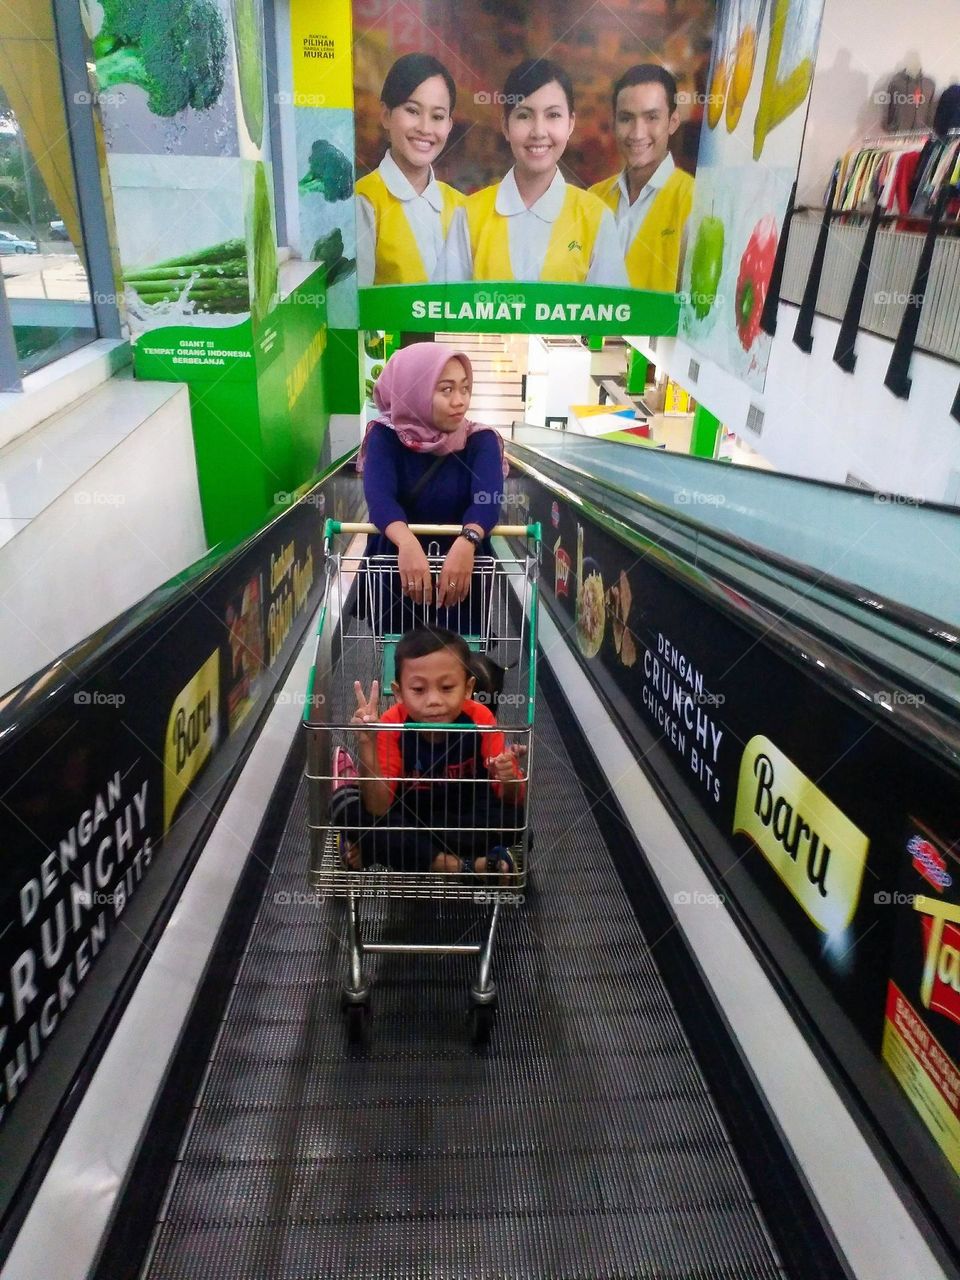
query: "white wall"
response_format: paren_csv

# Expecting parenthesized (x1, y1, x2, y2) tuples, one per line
(798, 0, 960, 206)
(0, 385, 206, 692)
(627, 309, 960, 504)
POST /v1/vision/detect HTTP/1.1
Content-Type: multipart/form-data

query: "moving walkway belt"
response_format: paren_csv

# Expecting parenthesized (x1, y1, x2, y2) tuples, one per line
(135, 691, 789, 1279)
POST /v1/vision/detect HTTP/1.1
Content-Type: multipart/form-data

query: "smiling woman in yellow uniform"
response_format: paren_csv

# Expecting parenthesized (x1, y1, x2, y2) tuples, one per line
(589, 64, 694, 292)
(436, 60, 627, 287)
(356, 53, 465, 287)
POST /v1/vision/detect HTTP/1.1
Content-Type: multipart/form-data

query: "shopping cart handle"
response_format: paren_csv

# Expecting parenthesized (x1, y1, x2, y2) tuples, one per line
(325, 520, 539, 538)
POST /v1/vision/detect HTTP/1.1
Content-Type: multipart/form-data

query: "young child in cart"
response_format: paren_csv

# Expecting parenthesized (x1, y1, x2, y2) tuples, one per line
(330, 626, 525, 875)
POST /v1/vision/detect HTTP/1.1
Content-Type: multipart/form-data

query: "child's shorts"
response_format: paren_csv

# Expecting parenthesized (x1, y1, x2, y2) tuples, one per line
(329, 784, 522, 872)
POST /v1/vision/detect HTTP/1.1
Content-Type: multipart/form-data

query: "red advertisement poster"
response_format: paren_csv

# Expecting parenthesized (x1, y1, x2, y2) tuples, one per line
(882, 821, 960, 1177)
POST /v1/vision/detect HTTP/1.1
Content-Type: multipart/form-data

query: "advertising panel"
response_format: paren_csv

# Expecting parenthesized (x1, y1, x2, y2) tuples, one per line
(883, 820, 960, 1178)
(0, 471, 358, 1223)
(526, 463, 960, 1237)
(88, 0, 273, 348)
(680, 0, 824, 389)
(533, 476, 955, 1046)
(289, 0, 358, 329)
(292, 0, 717, 335)
(84, 1, 333, 545)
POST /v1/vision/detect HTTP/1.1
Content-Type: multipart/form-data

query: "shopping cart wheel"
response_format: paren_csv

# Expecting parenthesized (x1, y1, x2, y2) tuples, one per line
(468, 1002, 497, 1047)
(343, 1000, 371, 1045)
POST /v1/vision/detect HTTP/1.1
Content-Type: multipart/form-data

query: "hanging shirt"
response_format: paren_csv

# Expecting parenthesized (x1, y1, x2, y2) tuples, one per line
(886, 71, 935, 132)
(934, 83, 960, 137)
(435, 168, 628, 287)
(356, 151, 464, 287)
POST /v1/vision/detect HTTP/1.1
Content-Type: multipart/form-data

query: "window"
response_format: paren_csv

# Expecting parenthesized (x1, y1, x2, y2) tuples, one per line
(0, 1, 98, 382)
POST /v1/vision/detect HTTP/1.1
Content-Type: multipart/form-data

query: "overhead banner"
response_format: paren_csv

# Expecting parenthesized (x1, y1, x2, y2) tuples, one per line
(336, 0, 717, 334)
(679, 0, 824, 389)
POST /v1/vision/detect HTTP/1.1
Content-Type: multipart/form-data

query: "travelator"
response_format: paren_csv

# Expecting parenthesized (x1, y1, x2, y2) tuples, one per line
(1, 433, 959, 1280)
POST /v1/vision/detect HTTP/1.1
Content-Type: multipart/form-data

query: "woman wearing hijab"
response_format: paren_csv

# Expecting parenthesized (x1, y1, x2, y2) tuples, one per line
(358, 342, 507, 632)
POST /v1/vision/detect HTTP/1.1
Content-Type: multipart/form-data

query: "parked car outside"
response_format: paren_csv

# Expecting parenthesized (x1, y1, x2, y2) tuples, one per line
(0, 230, 39, 254)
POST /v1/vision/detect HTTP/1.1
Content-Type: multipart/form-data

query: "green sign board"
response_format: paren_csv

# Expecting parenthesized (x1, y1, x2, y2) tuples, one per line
(358, 284, 680, 335)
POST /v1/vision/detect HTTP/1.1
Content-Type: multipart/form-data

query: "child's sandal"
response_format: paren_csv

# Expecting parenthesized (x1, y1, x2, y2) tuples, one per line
(473, 846, 515, 882)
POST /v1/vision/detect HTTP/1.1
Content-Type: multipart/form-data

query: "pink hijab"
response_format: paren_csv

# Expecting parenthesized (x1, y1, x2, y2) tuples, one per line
(357, 343, 507, 475)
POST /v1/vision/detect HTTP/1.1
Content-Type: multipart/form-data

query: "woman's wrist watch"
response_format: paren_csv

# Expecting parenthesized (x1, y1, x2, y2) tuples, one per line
(458, 526, 482, 549)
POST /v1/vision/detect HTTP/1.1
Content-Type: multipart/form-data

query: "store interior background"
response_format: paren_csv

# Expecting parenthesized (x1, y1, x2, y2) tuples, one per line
(0, 0, 959, 693)
(314, 0, 960, 501)
(428, 0, 960, 493)
(1, 5, 960, 1274)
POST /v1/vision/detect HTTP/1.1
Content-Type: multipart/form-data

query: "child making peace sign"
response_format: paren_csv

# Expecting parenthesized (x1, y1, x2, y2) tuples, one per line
(330, 626, 524, 875)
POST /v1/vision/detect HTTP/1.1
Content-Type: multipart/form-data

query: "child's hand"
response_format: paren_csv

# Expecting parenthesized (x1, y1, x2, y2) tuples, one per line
(489, 746, 523, 783)
(352, 680, 380, 737)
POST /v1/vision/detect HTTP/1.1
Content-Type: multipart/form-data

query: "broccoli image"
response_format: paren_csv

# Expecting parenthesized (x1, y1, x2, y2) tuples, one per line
(94, 0, 227, 117)
(310, 227, 356, 286)
(299, 140, 353, 202)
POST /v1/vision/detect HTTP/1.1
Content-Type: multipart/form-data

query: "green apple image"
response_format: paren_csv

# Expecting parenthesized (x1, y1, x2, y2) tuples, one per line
(690, 216, 725, 320)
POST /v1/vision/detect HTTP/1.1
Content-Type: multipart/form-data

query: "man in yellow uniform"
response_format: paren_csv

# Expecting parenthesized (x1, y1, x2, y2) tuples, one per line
(590, 65, 694, 292)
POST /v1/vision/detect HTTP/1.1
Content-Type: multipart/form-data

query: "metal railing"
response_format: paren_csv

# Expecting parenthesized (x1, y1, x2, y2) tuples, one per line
(781, 212, 960, 362)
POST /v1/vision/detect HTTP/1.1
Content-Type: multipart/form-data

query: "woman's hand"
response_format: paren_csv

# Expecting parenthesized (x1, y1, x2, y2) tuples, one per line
(388, 524, 433, 604)
(438, 535, 475, 606)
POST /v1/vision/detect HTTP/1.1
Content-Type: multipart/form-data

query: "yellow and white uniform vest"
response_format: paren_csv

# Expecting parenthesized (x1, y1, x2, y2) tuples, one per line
(590, 164, 694, 291)
(435, 168, 628, 287)
(465, 183, 606, 283)
(355, 155, 464, 286)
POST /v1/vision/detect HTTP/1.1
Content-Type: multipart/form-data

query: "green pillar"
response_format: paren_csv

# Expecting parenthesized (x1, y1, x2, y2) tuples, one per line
(325, 328, 364, 413)
(690, 403, 722, 458)
(587, 334, 605, 352)
(626, 348, 648, 395)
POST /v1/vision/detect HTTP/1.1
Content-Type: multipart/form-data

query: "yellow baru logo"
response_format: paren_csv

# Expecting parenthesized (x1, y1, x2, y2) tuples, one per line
(567, 240, 582, 252)
(733, 735, 869, 934)
(163, 650, 220, 833)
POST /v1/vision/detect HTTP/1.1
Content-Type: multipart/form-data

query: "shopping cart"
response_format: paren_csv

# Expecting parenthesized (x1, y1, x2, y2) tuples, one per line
(304, 521, 540, 1041)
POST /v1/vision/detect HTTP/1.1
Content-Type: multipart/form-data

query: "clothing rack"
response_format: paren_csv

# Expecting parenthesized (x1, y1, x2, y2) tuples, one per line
(908, 128, 960, 219)
(832, 129, 959, 219)
(858, 129, 931, 147)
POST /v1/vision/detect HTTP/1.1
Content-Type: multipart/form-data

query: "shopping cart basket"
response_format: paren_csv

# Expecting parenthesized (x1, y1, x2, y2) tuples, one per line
(304, 521, 540, 1040)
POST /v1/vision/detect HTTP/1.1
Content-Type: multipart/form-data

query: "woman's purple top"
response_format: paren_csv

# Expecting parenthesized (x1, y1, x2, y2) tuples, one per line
(363, 423, 504, 551)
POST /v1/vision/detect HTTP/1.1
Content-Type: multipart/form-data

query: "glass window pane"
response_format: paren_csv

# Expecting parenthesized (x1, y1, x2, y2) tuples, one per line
(0, 4, 98, 377)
